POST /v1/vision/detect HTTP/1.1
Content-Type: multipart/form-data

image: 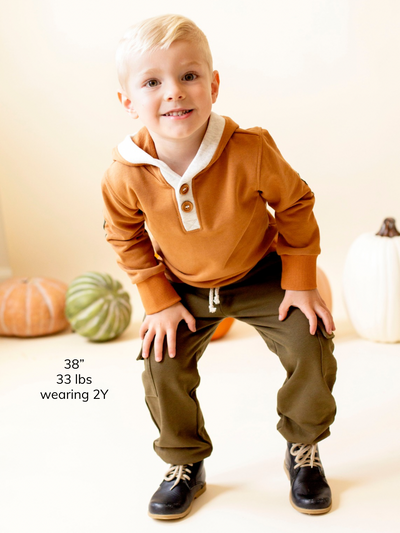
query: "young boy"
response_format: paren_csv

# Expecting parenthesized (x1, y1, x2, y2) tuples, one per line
(102, 14, 337, 520)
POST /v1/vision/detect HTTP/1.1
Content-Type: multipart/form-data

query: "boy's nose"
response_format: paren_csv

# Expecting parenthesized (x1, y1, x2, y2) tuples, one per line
(164, 81, 185, 101)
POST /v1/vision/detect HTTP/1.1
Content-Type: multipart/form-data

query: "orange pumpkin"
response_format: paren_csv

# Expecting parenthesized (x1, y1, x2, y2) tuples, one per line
(317, 267, 333, 312)
(0, 277, 69, 337)
(211, 317, 235, 341)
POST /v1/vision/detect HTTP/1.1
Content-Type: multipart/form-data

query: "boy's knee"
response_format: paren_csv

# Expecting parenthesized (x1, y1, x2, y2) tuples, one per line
(279, 308, 315, 347)
(277, 308, 336, 372)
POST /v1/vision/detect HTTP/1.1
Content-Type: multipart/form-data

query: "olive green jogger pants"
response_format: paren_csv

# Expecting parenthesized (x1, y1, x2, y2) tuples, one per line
(138, 252, 337, 465)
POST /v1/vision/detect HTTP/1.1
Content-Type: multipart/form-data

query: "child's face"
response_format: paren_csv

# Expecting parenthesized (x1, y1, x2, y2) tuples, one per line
(119, 40, 220, 147)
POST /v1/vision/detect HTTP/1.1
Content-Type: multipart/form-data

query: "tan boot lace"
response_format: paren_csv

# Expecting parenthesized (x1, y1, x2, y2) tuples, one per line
(290, 443, 322, 469)
(164, 464, 193, 490)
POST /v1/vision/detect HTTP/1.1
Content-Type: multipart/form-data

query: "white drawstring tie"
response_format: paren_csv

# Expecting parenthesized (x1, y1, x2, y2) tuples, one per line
(208, 288, 220, 313)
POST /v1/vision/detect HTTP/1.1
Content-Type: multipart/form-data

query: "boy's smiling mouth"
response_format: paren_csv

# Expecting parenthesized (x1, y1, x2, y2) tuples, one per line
(162, 109, 193, 117)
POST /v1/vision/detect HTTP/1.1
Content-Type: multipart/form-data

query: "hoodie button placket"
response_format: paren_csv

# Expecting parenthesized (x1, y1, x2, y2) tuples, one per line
(179, 184, 189, 195)
(181, 201, 193, 212)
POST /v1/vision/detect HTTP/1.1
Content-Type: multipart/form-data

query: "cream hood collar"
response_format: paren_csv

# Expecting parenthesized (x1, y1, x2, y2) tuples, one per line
(117, 112, 225, 172)
(116, 113, 226, 232)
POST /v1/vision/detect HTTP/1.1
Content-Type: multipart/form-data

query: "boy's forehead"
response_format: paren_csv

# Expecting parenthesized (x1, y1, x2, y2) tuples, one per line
(131, 41, 209, 74)
(137, 59, 204, 76)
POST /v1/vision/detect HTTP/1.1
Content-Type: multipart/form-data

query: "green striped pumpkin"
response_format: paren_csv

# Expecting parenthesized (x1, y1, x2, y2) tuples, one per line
(65, 272, 132, 342)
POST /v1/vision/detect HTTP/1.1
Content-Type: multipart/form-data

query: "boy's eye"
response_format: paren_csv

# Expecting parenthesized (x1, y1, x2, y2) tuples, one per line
(183, 73, 197, 81)
(145, 79, 159, 88)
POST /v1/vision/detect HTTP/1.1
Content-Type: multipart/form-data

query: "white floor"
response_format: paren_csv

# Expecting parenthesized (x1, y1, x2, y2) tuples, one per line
(1, 319, 399, 533)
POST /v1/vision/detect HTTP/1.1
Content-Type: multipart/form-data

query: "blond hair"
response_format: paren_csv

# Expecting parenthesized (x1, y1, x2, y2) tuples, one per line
(116, 14, 213, 91)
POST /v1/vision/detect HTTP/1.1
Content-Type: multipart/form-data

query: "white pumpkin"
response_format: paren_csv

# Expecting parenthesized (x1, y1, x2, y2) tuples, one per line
(343, 218, 400, 343)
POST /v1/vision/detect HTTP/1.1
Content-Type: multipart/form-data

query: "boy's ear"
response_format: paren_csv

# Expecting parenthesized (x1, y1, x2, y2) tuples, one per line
(118, 92, 139, 119)
(211, 70, 220, 104)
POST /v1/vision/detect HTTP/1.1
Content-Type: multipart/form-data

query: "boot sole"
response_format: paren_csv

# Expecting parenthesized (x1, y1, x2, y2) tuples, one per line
(148, 483, 207, 520)
(283, 463, 332, 515)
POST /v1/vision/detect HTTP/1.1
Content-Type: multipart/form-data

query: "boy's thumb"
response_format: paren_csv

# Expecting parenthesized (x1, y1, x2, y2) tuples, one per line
(188, 318, 196, 332)
(278, 304, 287, 322)
(184, 312, 196, 332)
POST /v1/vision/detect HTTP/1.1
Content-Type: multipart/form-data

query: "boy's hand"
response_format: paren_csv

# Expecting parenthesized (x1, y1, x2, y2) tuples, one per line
(139, 302, 196, 362)
(278, 289, 335, 335)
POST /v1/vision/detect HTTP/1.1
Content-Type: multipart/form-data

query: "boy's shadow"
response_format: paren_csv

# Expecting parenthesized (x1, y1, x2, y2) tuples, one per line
(189, 483, 238, 517)
(187, 474, 358, 517)
(328, 477, 356, 512)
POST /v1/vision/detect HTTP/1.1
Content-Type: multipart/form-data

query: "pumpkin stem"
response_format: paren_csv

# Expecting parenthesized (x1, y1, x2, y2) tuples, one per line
(376, 218, 400, 237)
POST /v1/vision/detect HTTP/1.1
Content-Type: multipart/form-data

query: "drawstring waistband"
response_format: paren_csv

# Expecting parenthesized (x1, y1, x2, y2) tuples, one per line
(209, 288, 220, 313)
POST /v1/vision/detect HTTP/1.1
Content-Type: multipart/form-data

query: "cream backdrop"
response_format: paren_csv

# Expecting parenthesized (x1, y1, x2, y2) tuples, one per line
(1, 0, 399, 324)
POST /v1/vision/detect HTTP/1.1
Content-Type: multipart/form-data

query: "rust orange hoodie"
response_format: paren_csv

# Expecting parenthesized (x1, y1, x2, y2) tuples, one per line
(101, 114, 320, 314)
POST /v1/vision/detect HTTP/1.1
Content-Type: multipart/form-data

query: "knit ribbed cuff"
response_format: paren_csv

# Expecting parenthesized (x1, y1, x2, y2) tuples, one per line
(137, 272, 181, 315)
(280, 255, 318, 290)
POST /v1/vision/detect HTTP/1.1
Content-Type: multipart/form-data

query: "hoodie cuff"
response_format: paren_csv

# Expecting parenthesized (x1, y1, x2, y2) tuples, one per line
(137, 272, 181, 315)
(280, 255, 318, 291)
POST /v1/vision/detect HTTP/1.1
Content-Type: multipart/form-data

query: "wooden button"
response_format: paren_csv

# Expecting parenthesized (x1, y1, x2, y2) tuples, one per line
(179, 184, 189, 195)
(181, 201, 193, 212)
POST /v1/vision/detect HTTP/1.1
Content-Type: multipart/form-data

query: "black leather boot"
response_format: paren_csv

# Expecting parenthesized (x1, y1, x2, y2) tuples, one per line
(284, 442, 332, 514)
(148, 461, 206, 520)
